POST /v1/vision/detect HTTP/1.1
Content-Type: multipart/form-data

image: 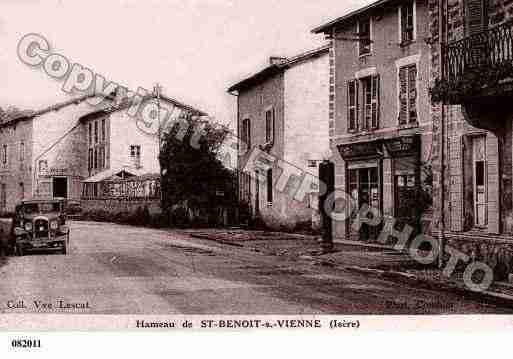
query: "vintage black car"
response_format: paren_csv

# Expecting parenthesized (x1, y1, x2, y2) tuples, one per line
(10, 199, 70, 256)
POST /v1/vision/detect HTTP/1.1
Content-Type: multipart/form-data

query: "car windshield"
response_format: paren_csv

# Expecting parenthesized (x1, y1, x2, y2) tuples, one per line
(23, 202, 61, 214)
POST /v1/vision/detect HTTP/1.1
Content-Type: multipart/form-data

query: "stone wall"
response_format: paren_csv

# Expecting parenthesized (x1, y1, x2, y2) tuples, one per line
(81, 198, 161, 215)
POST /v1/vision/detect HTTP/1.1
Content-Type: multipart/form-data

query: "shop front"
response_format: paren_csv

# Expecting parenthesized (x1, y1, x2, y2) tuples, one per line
(338, 134, 421, 242)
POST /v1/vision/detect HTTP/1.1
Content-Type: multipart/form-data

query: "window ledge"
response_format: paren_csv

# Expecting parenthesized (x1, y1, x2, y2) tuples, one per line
(398, 122, 419, 130)
(399, 40, 416, 48)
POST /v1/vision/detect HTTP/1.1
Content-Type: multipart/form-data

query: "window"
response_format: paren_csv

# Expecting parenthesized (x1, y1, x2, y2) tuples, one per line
(362, 76, 379, 129)
(39, 160, 48, 173)
(19, 141, 24, 162)
(94, 148, 98, 169)
(130, 145, 141, 167)
(0, 184, 5, 210)
(347, 80, 358, 131)
(242, 118, 251, 150)
(398, 64, 417, 125)
(358, 18, 371, 56)
(401, 2, 415, 43)
(94, 121, 98, 144)
(473, 136, 487, 226)
(465, 0, 488, 36)
(265, 108, 275, 143)
(307, 160, 318, 168)
(19, 182, 24, 200)
(101, 119, 106, 142)
(88, 149, 93, 170)
(88, 123, 92, 146)
(347, 75, 379, 132)
(266, 168, 273, 204)
(2, 145, 7, 165)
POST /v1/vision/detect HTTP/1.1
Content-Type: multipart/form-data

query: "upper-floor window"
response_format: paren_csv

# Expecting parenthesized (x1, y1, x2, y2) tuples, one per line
(39, 160, 47, 173)
(2, 145, 7, 165)
(348, 80, 358, 131)
(101, 118, 106, 142)
(88, 123, 92, 146)
(465, 0, 488, 36)
(398, 64, 417, 125)
(400, 2, 415, 43)
(347, 75, 380, 132)
(265, 108, 275, 143)
(358, 18, 372, 56)
(130, 145, 141, 168)
(362, 76, 379, 130)
(94, 121, 98, 144)
(241, 118, 251, 150)
(19, 141, 24, 162)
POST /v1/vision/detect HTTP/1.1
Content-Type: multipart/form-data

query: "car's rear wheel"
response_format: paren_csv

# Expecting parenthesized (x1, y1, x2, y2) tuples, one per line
(62, 240, 67, 255)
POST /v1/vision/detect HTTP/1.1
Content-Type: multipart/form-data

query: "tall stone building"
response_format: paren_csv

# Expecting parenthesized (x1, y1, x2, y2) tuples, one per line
(430, 0, 513, 275)
(312, 0, 433, 241)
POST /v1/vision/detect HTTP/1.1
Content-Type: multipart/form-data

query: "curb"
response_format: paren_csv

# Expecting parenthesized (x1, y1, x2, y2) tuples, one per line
(343, 265, 513, 308)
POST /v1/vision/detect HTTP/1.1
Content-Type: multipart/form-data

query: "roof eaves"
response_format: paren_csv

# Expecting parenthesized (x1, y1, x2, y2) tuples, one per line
(311, 0, 392, 34)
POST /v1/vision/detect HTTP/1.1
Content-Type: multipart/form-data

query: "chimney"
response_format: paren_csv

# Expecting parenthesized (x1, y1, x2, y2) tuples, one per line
(269, 56, 288, 66)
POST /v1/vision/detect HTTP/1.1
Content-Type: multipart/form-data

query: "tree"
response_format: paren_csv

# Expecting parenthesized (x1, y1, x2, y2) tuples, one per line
(159, 113, 236, 226)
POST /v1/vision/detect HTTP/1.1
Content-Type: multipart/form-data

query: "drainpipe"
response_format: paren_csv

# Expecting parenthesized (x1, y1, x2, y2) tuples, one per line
(438, 0, 446, 268)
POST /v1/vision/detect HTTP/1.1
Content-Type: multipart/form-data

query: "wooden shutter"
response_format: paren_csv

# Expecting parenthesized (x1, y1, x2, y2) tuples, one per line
(466, 0, 487, 36)
(399, 67, 408, 125)
(371, 75, 379, 129)
(408, 65, 417, 123)
(347, 80, 357, 131)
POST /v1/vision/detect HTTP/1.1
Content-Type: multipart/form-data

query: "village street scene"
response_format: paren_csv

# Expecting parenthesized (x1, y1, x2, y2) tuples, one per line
(2, 0, 513, 316)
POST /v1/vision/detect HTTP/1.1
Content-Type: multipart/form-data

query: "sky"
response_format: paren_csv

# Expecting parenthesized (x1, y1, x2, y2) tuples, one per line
(0, 0, 371, 129)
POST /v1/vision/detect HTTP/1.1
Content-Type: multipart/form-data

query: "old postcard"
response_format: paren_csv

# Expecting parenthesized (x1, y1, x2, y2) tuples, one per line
(1, 0, 513, 349)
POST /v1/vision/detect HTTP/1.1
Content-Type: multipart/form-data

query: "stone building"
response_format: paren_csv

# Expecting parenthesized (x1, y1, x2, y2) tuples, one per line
(312, 0, 433, 241)
(430, 0, 513, 276)
(229, 46, 330, 230)
(0, 93, 205, 214)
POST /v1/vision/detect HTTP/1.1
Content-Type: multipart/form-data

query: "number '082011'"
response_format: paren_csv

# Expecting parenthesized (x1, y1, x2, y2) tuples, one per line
(11, 339, 41, 348)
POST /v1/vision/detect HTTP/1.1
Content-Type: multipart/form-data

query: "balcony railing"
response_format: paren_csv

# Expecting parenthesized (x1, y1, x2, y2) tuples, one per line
(443, 21, 513, 83)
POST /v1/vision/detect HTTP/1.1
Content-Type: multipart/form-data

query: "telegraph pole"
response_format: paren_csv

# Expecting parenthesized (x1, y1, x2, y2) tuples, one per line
(153, 83, 163, 204)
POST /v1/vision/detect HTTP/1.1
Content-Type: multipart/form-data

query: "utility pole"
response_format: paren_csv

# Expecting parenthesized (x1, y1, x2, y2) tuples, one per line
(153, 83, 163, 204)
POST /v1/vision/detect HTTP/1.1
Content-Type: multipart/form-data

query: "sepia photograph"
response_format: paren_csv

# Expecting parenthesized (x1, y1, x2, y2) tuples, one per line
(2, 0, 513, 346)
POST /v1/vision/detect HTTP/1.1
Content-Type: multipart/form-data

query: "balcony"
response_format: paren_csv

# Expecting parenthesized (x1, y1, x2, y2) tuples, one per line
(432, 21, 513, 130)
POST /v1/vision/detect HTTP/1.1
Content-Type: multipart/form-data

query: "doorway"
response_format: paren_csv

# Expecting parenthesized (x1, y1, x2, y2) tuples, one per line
(52, 177, 68, 199)
(348, 166, 380, 241)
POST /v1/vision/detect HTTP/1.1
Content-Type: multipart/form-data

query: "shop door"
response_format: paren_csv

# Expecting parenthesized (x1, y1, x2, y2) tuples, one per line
(348, 167, 380, 241)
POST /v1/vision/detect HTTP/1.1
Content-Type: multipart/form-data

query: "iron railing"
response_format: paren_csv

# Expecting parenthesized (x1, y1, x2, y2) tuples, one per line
(443, 21, 513, 82)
